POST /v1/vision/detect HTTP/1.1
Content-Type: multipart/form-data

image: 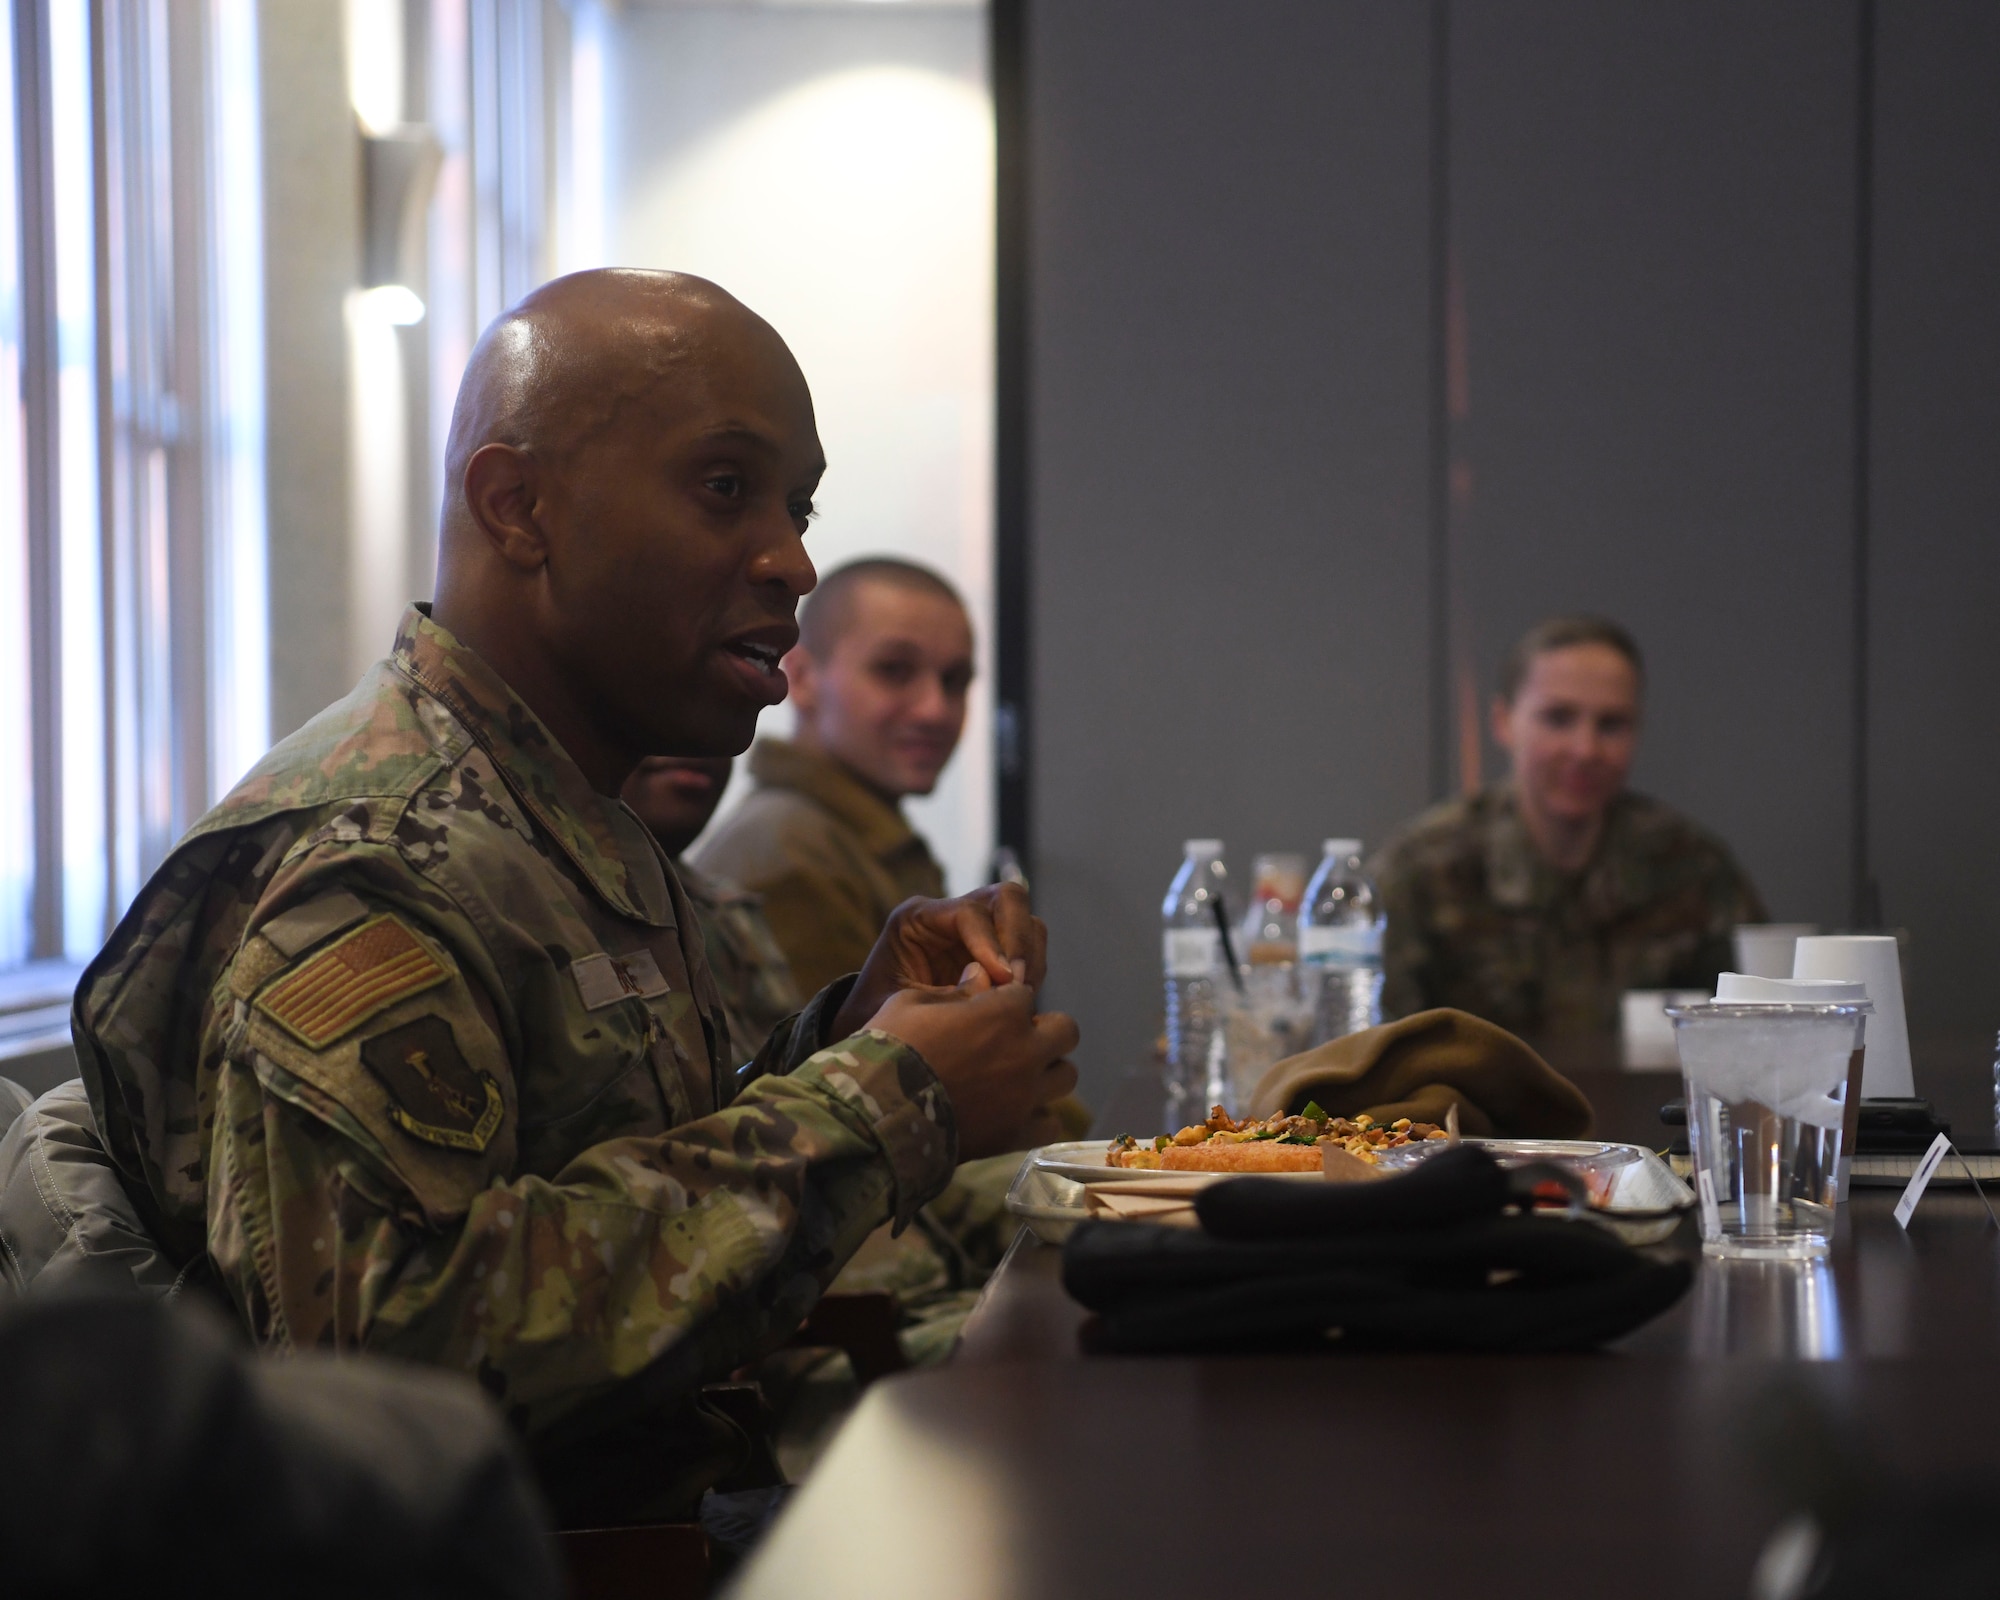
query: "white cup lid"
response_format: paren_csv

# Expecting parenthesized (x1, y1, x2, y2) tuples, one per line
(1322, 838, 1362, 857)
(1714, 973, 1869, 1004)
(1184, 839, 1224, 856)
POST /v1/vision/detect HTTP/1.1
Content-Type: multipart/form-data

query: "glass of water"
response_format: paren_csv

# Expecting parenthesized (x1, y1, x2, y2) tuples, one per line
(1667, 1001, 1872, 1259)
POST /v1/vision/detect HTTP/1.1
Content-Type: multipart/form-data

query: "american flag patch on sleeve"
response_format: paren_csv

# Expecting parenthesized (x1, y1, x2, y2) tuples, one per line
(255, 914, 451, 1049)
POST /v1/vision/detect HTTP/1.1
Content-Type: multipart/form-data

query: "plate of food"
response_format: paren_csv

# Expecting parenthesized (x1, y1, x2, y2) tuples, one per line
(1008, 1112, 1694, 1246)
(1027, 1103, 1452, 1184)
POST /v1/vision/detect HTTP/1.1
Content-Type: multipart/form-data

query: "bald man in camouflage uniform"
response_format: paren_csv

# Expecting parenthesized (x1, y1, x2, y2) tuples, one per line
(73, 271, 1077, 1526)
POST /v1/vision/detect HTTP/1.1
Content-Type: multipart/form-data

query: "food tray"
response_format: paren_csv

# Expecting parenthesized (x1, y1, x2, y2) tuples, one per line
(1004, 1139, 1695, 1247)
(1003, 1161, 1091, 1244)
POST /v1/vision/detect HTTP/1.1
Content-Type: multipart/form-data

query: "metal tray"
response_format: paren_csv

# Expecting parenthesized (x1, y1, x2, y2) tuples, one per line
(1004, 1139, 1694, 1247)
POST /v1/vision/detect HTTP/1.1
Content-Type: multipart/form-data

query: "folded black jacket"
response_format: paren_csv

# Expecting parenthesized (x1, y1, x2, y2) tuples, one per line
(1062, 1145, 1691, 1355)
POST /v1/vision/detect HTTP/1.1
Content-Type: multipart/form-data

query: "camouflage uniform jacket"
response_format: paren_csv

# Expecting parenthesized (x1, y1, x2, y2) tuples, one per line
(673, 853, 1018, 1369)
(673, 857, 801, 1065)
(1375, 784, 1766, 1039)
(690, 737, 947, 996)
(71, 607, 956, 1521)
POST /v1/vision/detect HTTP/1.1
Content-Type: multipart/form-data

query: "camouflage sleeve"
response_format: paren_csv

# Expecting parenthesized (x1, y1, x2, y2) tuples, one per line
(206, 908, 955, 1440)
(1678, 844, 1770, 991)
(737, 972, 860, 1086)
(1374, 847, 1435, 1021)
(1726, 855, 1769, 929)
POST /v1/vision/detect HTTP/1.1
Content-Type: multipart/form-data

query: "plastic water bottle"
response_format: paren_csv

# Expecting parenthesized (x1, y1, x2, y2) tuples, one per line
(1297, 838, 1384, 1045)
(1238, 852, 1307, 966)
(1163, 840, 1229, 1117)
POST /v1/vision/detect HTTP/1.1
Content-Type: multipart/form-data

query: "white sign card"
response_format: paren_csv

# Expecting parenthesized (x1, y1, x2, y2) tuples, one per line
(1893, 1133, 1953, 1230)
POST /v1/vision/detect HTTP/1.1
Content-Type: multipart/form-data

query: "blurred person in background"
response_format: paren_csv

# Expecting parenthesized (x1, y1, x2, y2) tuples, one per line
(1376, 615, 1765, 1039)
(623, 755, 801, 1059)
(693, 558, 972, 997)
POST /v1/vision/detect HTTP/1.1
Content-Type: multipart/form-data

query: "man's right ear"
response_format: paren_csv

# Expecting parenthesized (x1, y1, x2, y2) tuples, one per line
(461, 443, 548, 572)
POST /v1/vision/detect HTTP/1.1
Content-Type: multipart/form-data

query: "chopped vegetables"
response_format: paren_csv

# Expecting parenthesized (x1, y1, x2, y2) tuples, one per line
(1106, 1105, 1449, 1168)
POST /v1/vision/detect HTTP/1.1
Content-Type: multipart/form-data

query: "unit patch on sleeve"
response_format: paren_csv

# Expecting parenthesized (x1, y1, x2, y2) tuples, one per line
(255, 913, 451, 1049)
(360, 1016, 503, 1152)
(570, 948, 671, 1011)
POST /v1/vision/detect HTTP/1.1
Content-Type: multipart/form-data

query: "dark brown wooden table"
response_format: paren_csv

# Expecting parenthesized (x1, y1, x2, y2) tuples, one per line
(732, 1042, 2000, 1599)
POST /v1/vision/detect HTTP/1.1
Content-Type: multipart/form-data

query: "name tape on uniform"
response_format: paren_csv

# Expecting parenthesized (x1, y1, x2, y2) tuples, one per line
(571, 948, 671, 1011)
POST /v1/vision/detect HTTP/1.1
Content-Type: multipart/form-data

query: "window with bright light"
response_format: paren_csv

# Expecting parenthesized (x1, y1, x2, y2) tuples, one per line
(0, 0, 268, 993)
(0, 2, 28, 971)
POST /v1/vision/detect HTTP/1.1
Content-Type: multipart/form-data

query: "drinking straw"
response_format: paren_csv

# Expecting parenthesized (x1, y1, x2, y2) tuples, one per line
(1210, 897, 1247, 995)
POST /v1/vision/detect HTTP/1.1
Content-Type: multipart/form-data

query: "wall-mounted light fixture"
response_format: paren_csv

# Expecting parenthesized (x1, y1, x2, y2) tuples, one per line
(348, 0, 438, 324)
(360, 127, 441, 323)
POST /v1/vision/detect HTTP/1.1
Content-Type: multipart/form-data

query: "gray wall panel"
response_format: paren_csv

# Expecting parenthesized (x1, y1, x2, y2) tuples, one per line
(1023, 0, 1998, 1095)
(1870, 3, 2000, 1035)
(1446, 1, 1858, 931)
(1027, 1, 1434, 1098)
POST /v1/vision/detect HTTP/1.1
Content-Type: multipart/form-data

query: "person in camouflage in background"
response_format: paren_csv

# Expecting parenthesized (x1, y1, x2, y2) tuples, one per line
(1376, 615, 1765, 1039)
(622, 755, 803, 1061)
(71, 270, 1078, 1526)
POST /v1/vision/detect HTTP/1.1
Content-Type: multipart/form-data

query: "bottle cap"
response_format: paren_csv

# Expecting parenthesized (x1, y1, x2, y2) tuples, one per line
(1322, 838, 1362, 858)
(1184, 839, 1224, 858)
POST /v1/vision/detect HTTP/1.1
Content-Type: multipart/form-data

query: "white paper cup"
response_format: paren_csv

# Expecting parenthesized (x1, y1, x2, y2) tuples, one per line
(1621, 989, 1710, 1069)
(1731, 924, 1820, 979)
(1792, 935, 1915, 1098)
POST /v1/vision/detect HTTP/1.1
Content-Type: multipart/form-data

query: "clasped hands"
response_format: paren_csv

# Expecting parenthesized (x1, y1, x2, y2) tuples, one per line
(831, 883, 1080, 1159)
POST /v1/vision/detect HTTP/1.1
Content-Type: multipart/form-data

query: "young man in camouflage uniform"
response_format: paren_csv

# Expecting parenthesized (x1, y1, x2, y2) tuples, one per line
(70, 271, 1078, 1526)
(692, 559, 970, 997)
(1376, 616, 1765, 1040)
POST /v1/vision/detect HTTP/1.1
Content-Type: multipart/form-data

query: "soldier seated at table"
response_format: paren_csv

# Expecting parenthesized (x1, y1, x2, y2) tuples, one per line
(69, 269, 1078, 1529)
(691, 557, 972, 999)
(693, 559, 1092, 1154)
(1375, 614, 1766, 1041)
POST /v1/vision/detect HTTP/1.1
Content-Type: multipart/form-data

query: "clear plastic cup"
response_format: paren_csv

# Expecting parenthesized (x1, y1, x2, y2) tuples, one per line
(1667, 1000, 1871, 1260)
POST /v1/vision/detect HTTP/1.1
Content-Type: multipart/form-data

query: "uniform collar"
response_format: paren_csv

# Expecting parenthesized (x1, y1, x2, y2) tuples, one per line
(392, 605, 674, 926)
(748, 737, 925, 864)
(1481, 782, 1646, 922)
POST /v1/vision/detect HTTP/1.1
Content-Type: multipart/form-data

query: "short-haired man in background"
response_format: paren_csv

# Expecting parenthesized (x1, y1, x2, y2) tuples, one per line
(694, 557, 973, 997)
(683, 564, 1071, 1366)
(1376, 615, 1766, 1039)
